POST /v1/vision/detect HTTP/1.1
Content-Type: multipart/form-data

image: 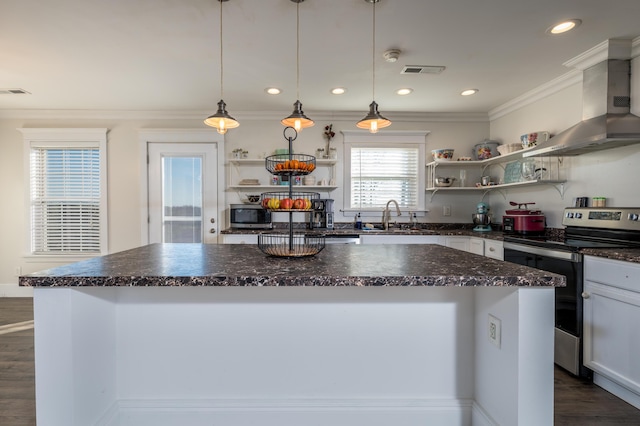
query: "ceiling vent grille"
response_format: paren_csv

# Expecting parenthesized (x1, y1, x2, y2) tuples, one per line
(401, 65, 446, 75)
(0, 88, 31, 95)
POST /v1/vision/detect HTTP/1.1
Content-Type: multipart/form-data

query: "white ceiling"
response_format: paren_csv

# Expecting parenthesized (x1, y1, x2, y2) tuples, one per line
(1, 0, 639, 117)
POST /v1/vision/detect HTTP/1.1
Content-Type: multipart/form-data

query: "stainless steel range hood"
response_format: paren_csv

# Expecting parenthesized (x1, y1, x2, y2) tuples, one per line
(524, 58, 640, 157)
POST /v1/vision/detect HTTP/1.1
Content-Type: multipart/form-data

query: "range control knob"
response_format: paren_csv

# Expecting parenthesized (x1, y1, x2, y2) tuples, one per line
(629, 213, 639, 221)
(566, 212, 574, 219)
(575, 213, 582, 219)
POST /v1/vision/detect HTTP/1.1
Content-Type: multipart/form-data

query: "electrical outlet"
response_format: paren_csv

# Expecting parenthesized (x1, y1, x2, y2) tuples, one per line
(443, 205, 451, 216)
(15, 267, 22, 277)
(488, 314, 501, 348)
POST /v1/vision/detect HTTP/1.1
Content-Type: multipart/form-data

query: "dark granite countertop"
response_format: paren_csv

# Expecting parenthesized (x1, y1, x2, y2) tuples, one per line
(581, 247, 640, 264)
(20, 243, 564, 288)
(222, 226, 506, 240)
(222, 227, 640, 264)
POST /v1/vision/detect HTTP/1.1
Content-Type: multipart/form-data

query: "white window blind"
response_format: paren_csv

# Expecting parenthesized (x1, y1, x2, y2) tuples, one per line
(30, 147, 102, 253)
(350, 147, 419, 209)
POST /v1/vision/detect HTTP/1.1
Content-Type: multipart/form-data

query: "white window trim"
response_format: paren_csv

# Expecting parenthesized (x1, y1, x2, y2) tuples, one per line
(342, 130, 429, 215)
(20, 128, 108, 262)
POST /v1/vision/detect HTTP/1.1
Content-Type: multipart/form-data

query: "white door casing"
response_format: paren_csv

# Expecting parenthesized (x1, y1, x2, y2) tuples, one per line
(139, 130, 225, 245)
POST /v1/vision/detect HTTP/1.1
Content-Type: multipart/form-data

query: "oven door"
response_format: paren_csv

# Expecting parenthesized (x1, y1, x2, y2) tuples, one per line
(504, 242, 590, 378)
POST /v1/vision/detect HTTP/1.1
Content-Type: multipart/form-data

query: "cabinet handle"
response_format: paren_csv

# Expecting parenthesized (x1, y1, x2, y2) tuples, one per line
(581, 292, 590, 299)
(489, 247, 495, 252)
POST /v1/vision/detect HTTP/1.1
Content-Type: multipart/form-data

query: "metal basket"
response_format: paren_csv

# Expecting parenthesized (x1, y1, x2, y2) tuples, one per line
(260, 192, 319, 211)
(258, 233, 325, 258)
(265, 154, 316, 176)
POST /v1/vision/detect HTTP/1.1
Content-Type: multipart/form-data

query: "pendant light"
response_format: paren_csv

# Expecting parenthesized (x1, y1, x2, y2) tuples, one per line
(204, 0, 239, 134)
(281, 0, 314, 131)
(357, 0, 391, 133)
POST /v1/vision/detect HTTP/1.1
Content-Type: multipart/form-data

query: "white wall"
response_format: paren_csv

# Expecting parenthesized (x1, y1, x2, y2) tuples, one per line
(489, 54, 640, 228)
(0, 113, 488, 287)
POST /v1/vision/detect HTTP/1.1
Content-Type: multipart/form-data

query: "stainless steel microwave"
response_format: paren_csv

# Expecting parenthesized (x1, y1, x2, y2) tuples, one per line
(229, 204, 272, 229)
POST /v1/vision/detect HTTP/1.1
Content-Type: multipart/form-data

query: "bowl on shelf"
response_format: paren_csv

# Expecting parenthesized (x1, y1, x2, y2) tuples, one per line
(434, 176, 456, 187)
(432, 148, 455, 161)
(520, 131, 550, 149)
(246, 195, 260, 203)
(473, 140, 500, 160)
(497, 143, 523, 155)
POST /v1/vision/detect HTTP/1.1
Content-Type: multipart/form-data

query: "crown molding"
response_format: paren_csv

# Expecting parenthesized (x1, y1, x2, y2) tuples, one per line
(488, 70, 582, 121)
(563, 38, 633, 70)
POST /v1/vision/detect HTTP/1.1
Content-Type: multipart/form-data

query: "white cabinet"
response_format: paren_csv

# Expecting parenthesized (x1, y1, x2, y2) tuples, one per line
(359, 234, 442, 245)
(583, 256, 640, 409)
(484, 239, 504, 260)
(444, 236, 503, 259)
(222, 234, 258, 244)
(468, 237, 484, 255)
(443, 236, 470, 252)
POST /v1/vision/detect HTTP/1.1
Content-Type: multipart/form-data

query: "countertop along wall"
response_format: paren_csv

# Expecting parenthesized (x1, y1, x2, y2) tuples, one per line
(0, 113, 488, 289)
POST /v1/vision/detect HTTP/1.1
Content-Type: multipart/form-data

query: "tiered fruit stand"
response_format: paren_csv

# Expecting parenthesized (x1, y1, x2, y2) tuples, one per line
(257, 127, 325, 257)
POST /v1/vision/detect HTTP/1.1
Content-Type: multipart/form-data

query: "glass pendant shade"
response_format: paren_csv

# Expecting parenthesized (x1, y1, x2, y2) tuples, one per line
(205, 100, 239, 135)
(281, 100, 314, 131)
(356, 101, 391, 133)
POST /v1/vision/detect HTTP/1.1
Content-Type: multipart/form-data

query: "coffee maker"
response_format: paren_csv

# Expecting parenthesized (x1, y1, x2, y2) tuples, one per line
(309, 199, 334, 230)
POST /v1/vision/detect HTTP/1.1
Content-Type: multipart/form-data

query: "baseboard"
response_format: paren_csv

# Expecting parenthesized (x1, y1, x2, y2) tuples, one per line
(471, 401, 499, 426)
(0, 283, 33, 297)
(594, 373, 640, 410)
(96, 398, 474, 426)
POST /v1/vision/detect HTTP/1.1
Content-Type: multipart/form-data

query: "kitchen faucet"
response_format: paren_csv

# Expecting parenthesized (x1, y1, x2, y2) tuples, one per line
(382, 199, 401, 230)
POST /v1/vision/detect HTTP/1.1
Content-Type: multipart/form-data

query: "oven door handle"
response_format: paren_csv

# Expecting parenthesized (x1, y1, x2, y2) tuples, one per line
(503, 242, 582, 262)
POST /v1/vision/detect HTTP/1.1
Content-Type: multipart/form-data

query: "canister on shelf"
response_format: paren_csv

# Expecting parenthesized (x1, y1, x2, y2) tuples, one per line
(592, 197, 606, 207)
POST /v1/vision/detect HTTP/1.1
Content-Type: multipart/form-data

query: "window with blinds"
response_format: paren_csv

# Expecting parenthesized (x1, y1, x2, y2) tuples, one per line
(350, 147, 420, 209)
(21, 128, 108, 258)
(30, 147, 102, 253)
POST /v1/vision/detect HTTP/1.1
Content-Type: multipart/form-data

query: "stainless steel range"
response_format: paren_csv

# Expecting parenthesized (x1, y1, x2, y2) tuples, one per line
(503, 207, 640, 378)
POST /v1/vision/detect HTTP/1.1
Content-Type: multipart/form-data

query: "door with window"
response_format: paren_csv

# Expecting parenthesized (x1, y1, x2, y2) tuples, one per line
(148, 143, 219, 244)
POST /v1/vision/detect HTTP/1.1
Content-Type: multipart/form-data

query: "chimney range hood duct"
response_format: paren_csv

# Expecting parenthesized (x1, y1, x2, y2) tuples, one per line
(524, 58, 640, 157)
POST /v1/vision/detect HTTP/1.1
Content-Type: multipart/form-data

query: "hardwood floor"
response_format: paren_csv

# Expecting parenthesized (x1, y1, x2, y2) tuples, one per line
(1, 297, 639, 425)
(0, 298, 36, 426)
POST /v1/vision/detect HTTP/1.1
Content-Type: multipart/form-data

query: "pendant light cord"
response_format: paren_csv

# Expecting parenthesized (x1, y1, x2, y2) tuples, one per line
(372, 0, 376, 101)
(219, 0, 224, 99)
(296, 1, 300, 100)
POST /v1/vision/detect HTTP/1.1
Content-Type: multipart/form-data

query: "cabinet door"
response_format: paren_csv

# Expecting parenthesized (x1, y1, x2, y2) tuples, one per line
(443, 236, 470, 252)
(484, 240, 504, 260)
(583, 279, 640, 396)
(222, 234, 258, 244)
(359, 235, 442, 245)
(468, 238, 484, 255)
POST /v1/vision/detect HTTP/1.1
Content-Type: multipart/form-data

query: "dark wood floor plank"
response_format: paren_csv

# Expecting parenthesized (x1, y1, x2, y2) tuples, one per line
(0, 298, 34, 326)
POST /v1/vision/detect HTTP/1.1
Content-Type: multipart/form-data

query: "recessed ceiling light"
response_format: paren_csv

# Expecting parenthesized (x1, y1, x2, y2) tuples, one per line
(331, 87, 346, 95)
(265, 87, 281, 95)
(547, 19, 582, 35)
(396, 88, 413, 96)
(461, 89, 479, 96)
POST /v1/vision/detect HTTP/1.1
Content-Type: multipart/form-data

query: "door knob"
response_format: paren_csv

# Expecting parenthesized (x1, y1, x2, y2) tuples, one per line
(581, 292, 590, 299)
(210, 218, 215, 223)
(210, 228, 216, 233)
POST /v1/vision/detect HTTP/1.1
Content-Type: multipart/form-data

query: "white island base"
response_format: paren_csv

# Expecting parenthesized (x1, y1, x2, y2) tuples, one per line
(33, 286, 554, 426)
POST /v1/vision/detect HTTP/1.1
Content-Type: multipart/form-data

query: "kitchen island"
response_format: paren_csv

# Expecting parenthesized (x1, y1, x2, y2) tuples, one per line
(21, 243, 564, 426)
